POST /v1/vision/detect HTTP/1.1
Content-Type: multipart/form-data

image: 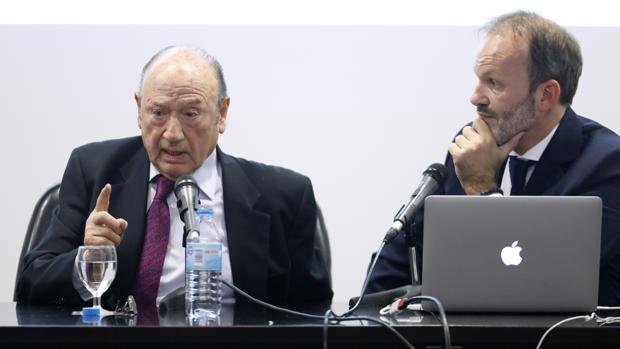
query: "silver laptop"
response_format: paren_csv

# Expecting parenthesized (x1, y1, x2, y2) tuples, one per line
(421, 196, 602, 313)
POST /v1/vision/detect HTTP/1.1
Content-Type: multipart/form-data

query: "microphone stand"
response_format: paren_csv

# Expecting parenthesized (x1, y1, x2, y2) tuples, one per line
(405, 219, 422, 286)
(348, 213, 425, 308)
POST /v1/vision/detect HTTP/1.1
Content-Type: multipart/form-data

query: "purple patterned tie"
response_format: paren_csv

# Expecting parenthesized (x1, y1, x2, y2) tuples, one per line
(134, 175, 175, 311)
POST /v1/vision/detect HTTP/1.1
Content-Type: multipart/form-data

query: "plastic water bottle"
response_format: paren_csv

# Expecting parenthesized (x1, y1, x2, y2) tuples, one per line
(185, 205, 222, 321)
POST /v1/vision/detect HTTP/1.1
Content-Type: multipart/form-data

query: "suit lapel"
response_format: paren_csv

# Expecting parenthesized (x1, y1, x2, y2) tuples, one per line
(107, 143, 150, 301)
(218, 148, 271, 301)
(524, 107, 583, 195)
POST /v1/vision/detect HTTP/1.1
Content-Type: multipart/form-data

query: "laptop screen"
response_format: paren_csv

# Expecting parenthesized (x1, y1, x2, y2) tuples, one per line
(421, 196, 601, 313)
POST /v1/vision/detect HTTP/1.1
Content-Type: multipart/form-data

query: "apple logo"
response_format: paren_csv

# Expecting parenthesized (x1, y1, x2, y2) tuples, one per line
(501, 241, 523, 266)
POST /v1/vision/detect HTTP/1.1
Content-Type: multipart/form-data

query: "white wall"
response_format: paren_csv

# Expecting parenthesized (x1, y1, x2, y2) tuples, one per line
(1, 25, 619, 303)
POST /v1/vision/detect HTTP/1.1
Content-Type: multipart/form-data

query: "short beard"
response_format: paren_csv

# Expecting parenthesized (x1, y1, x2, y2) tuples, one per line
(477, 94, 536, 145)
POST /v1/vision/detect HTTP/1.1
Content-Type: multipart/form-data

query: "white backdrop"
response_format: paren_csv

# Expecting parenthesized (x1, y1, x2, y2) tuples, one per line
(1, 25, 619, 302)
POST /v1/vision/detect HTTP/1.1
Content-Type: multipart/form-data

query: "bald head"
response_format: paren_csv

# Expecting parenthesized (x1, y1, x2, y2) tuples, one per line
(138, 46, 228, 104)
(135, 46, 231, 180)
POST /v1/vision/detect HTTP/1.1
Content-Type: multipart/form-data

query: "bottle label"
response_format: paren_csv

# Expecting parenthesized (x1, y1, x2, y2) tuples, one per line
(186, 243, 222, 272)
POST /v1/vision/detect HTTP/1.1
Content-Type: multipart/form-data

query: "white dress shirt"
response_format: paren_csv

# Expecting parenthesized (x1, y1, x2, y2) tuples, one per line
(500, 124, 559, 195)
(151, 150, 235, 305)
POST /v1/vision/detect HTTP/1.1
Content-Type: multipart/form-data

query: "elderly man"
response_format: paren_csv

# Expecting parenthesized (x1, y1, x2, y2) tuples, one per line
(17, 46, 333, 310)
(368, 11, 620, 306)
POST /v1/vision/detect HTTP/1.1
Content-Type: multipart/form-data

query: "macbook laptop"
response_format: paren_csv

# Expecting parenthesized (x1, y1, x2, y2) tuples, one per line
(421, 196, 602, 313)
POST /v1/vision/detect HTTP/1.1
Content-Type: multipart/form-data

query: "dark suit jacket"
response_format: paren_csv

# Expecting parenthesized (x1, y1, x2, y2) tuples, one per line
(367, 107, 620, 306)
(17, 137, 333, 308)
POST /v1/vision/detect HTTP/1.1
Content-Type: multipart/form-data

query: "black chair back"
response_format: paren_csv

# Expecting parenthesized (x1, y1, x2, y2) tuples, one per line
(14, 184, 61, 301)
(315, 205, 332, 287)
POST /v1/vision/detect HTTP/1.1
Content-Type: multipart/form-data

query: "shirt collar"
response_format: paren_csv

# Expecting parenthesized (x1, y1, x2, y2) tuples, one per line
(509, 123, 560, 162)
(148, 149, 220, 200)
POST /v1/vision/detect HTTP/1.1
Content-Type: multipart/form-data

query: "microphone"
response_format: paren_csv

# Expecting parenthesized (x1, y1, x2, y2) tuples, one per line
(383, 163, 448, 243)
(174, 175, 201, 247)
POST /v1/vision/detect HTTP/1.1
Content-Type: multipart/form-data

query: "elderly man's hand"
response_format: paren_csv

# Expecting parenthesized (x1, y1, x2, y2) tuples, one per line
(448, 119, 523, 195)
(84, 184, 128, 246)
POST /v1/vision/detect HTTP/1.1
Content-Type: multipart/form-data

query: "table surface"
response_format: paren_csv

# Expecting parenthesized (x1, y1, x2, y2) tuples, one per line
(2, 301, 620, 349)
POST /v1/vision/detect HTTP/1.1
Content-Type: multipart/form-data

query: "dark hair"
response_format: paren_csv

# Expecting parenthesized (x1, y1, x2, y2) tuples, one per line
(483, 11, 582, 105)
(139, 46, 228, 104)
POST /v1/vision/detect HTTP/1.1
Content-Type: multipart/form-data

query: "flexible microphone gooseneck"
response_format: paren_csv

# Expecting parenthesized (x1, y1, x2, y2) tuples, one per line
(383, 163, 448, 243)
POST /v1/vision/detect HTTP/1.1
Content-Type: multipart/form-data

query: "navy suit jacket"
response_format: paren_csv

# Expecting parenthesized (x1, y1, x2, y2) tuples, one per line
(368, 107, 620, 306)
(17, 137, 333, 308)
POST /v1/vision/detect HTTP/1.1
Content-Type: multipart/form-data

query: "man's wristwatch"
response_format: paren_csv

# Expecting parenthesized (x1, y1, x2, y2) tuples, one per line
(479, 187, 504, 196)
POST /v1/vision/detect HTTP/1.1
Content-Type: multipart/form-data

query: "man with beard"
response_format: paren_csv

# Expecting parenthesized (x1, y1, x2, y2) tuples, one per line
(367, 11, 620, 306)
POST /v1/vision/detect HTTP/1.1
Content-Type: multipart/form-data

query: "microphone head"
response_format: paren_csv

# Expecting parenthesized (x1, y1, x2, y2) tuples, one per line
(423, 163, 448, 185)
(174, 175, 198, 197)
(173, 175, 200, 245)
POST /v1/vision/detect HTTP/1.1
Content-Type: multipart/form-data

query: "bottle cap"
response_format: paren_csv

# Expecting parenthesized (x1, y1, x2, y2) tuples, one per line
(82, 306, 101, 317)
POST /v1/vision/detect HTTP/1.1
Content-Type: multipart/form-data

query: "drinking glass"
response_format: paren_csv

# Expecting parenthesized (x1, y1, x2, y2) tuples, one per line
(75, 245, 117, 309)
